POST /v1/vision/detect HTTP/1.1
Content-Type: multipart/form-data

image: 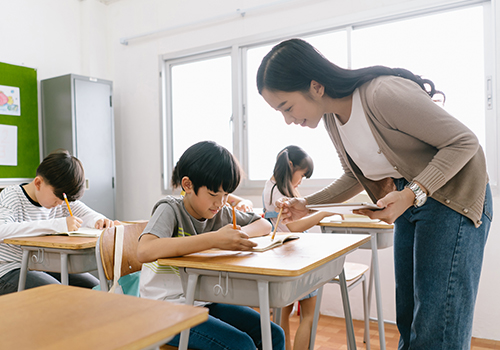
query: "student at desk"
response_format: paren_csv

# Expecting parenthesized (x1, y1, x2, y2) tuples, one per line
(263, 145, 334, 350)
(137, 140, 285, 350)
(0, 150, 118, 295)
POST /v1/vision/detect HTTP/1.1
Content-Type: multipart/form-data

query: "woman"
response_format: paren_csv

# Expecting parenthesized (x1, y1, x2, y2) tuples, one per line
(257, 38, 492, 350)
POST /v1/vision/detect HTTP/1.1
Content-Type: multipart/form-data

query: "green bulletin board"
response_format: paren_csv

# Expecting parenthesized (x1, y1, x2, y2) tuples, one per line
(0, 62, 39, 179)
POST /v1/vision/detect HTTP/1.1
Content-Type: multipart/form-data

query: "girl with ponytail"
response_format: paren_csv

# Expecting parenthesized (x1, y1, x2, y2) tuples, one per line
(262, 145, 334, 350)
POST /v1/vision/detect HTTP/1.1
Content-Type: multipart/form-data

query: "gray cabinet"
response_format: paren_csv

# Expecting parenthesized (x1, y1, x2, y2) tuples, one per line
(41, 74, 116, 219)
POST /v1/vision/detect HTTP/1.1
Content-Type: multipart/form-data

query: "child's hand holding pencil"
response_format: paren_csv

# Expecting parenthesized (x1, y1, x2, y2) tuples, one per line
(63, 193, 83, 231)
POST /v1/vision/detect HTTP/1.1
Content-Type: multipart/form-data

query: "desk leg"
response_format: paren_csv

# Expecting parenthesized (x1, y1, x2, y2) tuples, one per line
(257, 280, 272, 350)
(18, 250, 30, 291)
(60, 253, 69, 285)
(339, 269, 357, 350)
(369, 233, 386, 350)
(179, 273, 199, 350)
(309, 284, 323, 350)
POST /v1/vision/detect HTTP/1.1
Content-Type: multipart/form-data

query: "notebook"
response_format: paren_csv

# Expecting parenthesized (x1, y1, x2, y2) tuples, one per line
(49, 227, 103, 237)
(249, 233, 300, 252)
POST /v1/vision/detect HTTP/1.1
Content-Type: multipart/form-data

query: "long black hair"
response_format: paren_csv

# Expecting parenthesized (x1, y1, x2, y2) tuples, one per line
(257, 38, 442, 100)
(270, 145, 313, 204)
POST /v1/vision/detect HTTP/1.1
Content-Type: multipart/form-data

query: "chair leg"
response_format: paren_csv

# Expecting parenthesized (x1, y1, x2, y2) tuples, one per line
(309, 285, 323, 350)
(362, 276, 370, 350)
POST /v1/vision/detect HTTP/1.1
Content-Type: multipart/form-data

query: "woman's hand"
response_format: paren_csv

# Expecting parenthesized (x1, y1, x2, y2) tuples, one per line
(276, 197, 309, 223)
(212, 224, 258, 251)
(354, 188, 415, 224)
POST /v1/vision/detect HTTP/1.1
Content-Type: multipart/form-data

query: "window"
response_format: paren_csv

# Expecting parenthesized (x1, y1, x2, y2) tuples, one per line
(162, 51, 233, 189)
(162, 3, 492, 193)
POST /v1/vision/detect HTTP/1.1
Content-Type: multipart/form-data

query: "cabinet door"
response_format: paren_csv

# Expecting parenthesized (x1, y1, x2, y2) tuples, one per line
(74, 79, 115, 219)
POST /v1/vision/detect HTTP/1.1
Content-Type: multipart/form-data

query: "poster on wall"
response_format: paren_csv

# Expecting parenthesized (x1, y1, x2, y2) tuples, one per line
(0, 85, 21, 116)
(0, 124, 18, 166)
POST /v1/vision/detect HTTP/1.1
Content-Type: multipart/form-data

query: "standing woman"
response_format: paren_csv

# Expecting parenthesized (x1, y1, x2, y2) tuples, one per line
(257, 38, 492, 350)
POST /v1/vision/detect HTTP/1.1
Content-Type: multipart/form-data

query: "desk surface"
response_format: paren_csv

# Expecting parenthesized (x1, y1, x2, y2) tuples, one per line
(320, 220, 394, 230)
(158, 233, 370, 277)
(3, 235, 97, 249)
(0, 284, 208, 350)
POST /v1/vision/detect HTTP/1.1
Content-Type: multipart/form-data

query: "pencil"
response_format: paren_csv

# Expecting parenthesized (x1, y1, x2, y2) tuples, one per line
(271, 207, 283, 241)
(63, 193, 73, 217)
(232, 204, 237, 229)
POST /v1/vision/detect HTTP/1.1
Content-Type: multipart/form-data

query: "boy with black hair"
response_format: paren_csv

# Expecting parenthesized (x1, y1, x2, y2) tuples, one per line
(0, 149, 118, 295)
(137, 140, 285, 350)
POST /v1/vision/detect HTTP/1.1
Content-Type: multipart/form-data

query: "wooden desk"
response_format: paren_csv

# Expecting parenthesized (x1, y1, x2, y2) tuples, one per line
(319, 220, 394, 350)
(158, 233, 370, 350)
(3, 235, 98, 291)
(0, 284, 208, 350)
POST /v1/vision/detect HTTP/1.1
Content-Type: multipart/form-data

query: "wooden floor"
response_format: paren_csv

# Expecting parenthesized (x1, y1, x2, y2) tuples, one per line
(288, 314, 500, 350)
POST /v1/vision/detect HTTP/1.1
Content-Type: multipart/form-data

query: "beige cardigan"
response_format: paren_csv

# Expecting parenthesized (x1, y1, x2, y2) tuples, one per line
(305, 75, 488, 227)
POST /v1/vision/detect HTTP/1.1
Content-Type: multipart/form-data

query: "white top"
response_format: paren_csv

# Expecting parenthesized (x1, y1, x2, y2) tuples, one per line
(262, 179, 290, 233)
(336, 89, 402, 181)
(0, 184, 105, 278)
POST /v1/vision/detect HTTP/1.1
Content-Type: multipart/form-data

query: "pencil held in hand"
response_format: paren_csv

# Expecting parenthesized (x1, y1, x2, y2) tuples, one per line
(271, 207, 283, 241)
(232, 204, 237, 229)
(63, 193, 73, 217)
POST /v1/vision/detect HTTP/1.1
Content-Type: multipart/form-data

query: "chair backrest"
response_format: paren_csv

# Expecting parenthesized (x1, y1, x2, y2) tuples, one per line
(96, 222, 148, 292)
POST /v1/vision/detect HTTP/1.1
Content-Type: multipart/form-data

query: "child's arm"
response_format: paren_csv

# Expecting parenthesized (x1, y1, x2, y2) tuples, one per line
(285, 211, 335, 232)
(137, 224, 258, 263)
(227, 194, 253, 213)
(69, 200, 115, 229)
(240, 217, 272, 237)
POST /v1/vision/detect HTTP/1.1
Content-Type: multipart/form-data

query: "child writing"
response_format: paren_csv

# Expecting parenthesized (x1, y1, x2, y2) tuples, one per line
(0, 149, 118, 295)
(137, 140, 285, 350)
(262, 145, 334, 350)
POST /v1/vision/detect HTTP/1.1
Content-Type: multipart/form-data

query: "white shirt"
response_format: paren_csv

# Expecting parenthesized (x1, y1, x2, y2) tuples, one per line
(335, 89, 402, 181)
(262, 179, 290, 233)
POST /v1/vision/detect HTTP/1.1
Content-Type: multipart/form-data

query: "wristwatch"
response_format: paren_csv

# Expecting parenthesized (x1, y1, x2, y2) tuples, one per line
(406, 181, 427, 207)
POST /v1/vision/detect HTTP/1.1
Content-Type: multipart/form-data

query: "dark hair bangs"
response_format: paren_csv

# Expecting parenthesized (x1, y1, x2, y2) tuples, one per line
(171, 141, 241, 194)
(37, 150, 85, 201)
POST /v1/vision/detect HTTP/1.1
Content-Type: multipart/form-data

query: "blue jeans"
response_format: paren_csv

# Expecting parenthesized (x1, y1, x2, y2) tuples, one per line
(393, 179, 492, 350)
(167, 303, 285, 350)
(0, 269, 99, 295)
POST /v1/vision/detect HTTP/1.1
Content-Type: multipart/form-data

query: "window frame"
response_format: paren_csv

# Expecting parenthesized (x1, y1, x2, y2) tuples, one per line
(161, 0, 496, 196)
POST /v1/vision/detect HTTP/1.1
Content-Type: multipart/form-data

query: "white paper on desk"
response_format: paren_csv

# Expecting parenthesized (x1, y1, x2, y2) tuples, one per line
(0, 124, 17, 166)
(306, 202, 384, 215)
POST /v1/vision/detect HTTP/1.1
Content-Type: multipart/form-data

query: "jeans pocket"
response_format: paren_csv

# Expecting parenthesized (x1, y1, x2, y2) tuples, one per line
(483, 184, 493, 222)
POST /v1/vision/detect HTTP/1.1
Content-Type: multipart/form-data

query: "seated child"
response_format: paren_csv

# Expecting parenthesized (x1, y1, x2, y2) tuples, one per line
(263, 145, 334, 350)
(137, 140, 285, 350)
(0, 149, 118, 295)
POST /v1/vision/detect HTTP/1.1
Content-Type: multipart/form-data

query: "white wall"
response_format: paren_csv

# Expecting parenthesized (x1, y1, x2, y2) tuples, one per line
(1, 0, 499, 341)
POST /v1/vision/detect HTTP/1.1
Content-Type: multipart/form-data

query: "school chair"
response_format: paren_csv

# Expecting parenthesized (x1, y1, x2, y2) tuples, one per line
(96, 223, 197, 350)
(95, 221, 147, 293)
(310, 262, 371, 350)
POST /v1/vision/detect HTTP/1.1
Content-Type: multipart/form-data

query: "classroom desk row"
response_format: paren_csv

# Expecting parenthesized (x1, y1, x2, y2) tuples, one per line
(2, 222, 392, 350)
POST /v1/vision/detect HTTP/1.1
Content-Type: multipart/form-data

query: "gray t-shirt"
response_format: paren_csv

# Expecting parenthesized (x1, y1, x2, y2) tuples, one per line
(141, 196, 260, 239)
(139, 196, 260, 303)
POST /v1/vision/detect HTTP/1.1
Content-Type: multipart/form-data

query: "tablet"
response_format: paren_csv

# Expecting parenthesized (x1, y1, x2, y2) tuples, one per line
(305, 202, 384, 214)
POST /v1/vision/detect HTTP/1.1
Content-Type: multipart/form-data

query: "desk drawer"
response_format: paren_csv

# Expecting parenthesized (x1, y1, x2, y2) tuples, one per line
(322, 229, 393, 249)
(28, 249, 97, 273)
(179, 257, 345, 308)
